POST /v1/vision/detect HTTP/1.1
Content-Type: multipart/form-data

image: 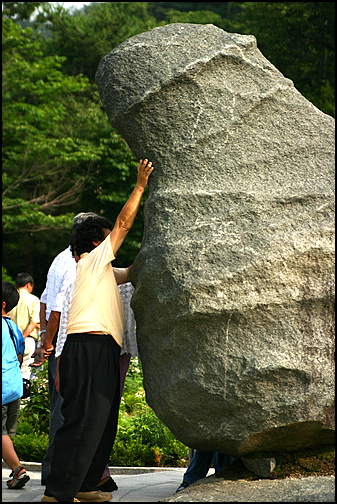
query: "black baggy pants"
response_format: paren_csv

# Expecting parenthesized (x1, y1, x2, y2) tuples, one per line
(45, 333, 120, 502)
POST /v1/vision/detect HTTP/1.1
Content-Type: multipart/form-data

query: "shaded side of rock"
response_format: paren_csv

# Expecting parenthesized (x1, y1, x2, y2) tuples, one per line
(241, 457, 276, 478)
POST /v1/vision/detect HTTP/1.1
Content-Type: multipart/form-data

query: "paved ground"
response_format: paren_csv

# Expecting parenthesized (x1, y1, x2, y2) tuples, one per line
(2, 463, 189, 502)
(2, 462, 334, 502)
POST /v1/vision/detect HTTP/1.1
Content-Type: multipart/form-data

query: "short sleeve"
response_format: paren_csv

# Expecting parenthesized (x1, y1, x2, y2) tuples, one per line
(52, 268, 76, 313)
(55, 282, 75, 358)
(86, 236, 115, 277)
(40, 288, 47, 304)
(30, 295, 40, 324)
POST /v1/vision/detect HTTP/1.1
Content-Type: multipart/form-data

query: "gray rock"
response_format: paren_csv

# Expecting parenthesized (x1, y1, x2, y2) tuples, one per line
(96, 23, 335, 456)
(241, 457, 276, 478)
(161, 475, 336, 502)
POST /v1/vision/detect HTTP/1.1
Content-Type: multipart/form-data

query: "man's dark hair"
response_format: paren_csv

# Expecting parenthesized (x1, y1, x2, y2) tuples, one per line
(2, 281, 20, 313)
(71, 216, 113, 258)
(15, 272, 34, 289)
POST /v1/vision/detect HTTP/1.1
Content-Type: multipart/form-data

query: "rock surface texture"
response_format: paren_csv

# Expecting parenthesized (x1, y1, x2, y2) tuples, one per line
(161, 475, 336, 502)
(96, 23, 335, 456)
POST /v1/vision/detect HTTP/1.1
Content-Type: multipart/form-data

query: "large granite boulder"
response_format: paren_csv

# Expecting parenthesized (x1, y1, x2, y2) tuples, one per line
(96, 23, 335, 456)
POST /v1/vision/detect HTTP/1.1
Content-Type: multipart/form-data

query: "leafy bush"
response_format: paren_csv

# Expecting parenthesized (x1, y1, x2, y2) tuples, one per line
(111, 402, 188, 467)
(13, 432, 49, 462)
(113, 358, 189, 467)
(17, 364, 50, 435)
(13, 364, 50, 461)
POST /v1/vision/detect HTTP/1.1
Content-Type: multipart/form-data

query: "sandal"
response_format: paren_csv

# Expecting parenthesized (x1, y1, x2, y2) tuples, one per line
(6, 465, 30, 489)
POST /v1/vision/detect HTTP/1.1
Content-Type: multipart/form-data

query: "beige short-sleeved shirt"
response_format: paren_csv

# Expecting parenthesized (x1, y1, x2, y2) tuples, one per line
(66, 236, 125, 347)
(8, 288, 40, 340)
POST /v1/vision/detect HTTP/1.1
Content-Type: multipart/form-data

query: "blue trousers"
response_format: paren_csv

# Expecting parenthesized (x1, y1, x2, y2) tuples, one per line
(183, 450, 234, 485)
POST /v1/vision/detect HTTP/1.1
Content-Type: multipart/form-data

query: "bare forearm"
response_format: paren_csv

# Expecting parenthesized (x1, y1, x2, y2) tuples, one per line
(40, 302, 47, 332)
(110, 159, 154, 255)
(22, 322, 38, 339)
(45, 311, 61, 349)
(31, 310, 59, 366)
(113, 266, 131, 285)
(117, 185, 145, 231)
(110, 186, 144, 255)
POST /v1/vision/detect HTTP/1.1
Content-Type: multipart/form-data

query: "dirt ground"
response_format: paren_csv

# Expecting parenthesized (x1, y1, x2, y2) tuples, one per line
(215, 444, 335, 481)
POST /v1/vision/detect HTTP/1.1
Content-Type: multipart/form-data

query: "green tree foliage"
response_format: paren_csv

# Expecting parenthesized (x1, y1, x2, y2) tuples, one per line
(163, 8, 224, 27)
(2, 267, 15, 284)
(148, 2, 244, 31)
(35, 2, 159, 81)
(2, 2, 46, 21)
(2, 17, 103, 233)
(148, 2, 243, 22)
(238, 2, 335, 117)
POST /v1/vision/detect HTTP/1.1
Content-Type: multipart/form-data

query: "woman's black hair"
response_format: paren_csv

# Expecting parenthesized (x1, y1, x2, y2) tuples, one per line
(70, 216, 113, 257)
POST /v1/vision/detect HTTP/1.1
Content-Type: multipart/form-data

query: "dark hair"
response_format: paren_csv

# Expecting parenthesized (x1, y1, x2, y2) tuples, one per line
(15, 272, 34, 289)
(2, 281, 20, 313)
(73, 212, 99, 228)
(71, 216, 113, 257)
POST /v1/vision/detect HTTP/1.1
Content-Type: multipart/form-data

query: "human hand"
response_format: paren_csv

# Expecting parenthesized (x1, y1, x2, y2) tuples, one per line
(30, 348, 46, 367)
(30, 345, 54, 367)
(136, 159, 154, 189)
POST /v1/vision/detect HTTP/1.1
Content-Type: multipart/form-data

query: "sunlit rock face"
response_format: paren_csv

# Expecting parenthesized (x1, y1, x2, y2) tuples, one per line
(96, 23, 335, 456)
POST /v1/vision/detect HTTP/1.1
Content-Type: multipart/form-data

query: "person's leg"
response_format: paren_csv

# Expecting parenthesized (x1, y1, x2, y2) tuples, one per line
(2, 434, 21, 471)
(80, 358, 120, 492)
(99, 466, 111, 482)
(213, 452, 235, 473)
(4, 397, 21, 439)
(183, 450, 216, 485)
(2, 400, 30, 488)
(2, 397, 21, 471)
(20, 336, 36, 380)
(98, 352, 131, 488)
(41, 350, 64, 483)
(2, 435, 30, 488)
(119, 353, 131, 399)
(45, 334, 120, 502)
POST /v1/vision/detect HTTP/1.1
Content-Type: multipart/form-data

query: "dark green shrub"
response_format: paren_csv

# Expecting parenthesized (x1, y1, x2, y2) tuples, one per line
(18, 364, 50, 435)
(110, 400, 189, 467)
(13, 432, 49, 462)
(12, 364, 50, 462)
